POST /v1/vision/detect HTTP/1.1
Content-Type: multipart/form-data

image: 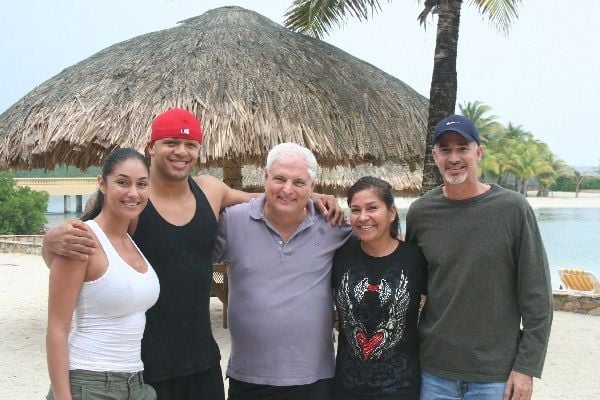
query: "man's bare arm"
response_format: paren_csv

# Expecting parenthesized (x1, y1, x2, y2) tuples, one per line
(193, 175, 258, 220)
(194, 174, 344, 224)
(221, 186, 260, 210)
(42, 220, 96, 267)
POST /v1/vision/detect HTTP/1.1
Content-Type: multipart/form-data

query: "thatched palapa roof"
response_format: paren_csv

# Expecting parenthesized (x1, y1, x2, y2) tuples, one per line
(0, 6, 427, 175)
(201, 163, 422, 196)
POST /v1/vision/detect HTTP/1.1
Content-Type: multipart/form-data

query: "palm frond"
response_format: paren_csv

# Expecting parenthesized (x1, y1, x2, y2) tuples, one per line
(284, 0, 384, 38)
(417, 0, 439, 27)
(468, 0, 522, 35)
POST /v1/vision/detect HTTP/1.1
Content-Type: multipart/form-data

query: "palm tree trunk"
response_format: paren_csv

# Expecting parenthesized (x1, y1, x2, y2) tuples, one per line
(542, 185, 550, 197)
(421, 0, 463, 194)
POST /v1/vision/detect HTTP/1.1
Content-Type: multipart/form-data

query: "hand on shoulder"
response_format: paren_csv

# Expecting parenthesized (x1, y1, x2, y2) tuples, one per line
(43, 220, 96, 262)
(311, 193, 345, 226)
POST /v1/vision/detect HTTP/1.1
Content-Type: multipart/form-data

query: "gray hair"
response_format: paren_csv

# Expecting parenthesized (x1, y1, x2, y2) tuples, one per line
(265, 142, 318, 181)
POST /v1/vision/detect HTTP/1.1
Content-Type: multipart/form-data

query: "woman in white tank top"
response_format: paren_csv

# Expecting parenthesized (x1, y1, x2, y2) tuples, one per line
(46, 148, 160, 400)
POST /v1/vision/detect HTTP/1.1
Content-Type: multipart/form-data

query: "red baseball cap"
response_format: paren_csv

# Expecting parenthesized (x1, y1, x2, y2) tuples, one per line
(150, 108, 203, 143)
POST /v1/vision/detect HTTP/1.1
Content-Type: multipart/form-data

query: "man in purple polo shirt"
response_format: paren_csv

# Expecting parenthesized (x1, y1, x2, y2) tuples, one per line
(214, 142, 352, 400)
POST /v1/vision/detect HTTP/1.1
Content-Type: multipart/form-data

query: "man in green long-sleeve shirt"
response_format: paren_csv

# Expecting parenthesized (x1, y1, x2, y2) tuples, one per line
(405, 115, 553, 400)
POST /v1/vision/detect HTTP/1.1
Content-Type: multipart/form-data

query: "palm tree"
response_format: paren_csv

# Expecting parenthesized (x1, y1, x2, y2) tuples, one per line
(504, 122, 532, 141)
(284, 0, 522, 194)
(536, 145, 568, 197)
(459, 101, 504, 145)
(504, 139, 553, 195)
(494, 122, 532, 189)
(482, 123, 565, 195)
(477, 150, 500, 181)
(572, 170, 591, 198)
(481, 122, 516, 188)
(459, 100, 504, 181)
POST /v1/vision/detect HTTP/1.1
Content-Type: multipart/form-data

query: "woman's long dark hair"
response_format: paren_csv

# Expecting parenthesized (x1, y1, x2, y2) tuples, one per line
(346, 176, 400, 239)
(81, 148, 149, 222)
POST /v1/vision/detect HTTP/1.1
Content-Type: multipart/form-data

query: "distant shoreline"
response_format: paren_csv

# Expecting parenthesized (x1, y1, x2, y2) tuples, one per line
(390, 190, 600, 210)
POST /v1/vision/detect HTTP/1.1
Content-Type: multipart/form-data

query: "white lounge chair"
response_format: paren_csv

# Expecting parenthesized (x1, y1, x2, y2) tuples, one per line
(557, 269, 600, 294)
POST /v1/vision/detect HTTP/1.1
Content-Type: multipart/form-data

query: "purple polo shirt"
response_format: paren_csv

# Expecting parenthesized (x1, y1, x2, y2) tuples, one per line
(214, 196, 352, 386)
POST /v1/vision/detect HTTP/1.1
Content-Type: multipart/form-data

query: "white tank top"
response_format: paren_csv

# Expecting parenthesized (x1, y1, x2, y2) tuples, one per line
(68, 220, 160, 372)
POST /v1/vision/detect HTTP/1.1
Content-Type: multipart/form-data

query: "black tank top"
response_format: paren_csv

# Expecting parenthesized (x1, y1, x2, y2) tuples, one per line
(134, 176, 220, 382)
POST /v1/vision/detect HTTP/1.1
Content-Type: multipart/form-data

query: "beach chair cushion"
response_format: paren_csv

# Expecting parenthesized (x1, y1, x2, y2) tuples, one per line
(557, 269, 600, 294)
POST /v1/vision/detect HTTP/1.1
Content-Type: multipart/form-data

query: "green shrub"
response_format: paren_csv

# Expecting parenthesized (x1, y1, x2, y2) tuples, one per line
(581, 176, 600, 190)
(0, 172, 48, 234)
(550, 175, 575, 191)
(551, 175, 600, 191)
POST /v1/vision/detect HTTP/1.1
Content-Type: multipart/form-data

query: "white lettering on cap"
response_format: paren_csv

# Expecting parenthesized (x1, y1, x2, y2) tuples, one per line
(180, 128, 190, 135)
(446, 121, 459, 125)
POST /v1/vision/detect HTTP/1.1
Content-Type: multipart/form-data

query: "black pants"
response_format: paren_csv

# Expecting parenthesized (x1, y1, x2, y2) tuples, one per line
(333, 381, 419, 400)
(227, 377, 333, 400)
(148, 364, 225, 400)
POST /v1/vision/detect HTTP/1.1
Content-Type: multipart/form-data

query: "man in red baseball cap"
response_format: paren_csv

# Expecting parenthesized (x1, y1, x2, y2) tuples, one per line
(43, 108, 344, 400)
(149, 108, 203, 143)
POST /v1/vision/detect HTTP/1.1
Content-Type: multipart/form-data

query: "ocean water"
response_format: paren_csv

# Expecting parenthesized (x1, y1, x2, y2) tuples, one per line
(46, 196, 599, 289)
(45, 194, 91, 228)
(395, 207, 600, 289)
(535, 208, 600, 288)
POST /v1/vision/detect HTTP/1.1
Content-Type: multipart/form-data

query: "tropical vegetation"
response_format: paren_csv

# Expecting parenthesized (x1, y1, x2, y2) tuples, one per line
(459, 101, 594, 197)
(0, 171, 48, 234)
(284, 0, 523, 194)
(552, 175, 600, 193)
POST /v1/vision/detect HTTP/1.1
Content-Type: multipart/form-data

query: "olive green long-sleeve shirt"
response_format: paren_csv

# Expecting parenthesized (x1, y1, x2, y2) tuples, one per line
(405, 184, 553, 381)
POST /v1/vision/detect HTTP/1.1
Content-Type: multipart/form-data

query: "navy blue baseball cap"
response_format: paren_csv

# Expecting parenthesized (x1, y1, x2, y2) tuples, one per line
(433, 115, 480, 145)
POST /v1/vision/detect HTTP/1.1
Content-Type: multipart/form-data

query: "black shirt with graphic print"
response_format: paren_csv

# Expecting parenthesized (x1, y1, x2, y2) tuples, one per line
(332, 238, 427, 400)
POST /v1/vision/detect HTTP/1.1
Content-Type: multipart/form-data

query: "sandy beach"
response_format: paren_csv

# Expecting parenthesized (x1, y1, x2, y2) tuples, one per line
(392, 190, 600, 210)
(524, 190, 600, 209)
(1, 252, 599, 399)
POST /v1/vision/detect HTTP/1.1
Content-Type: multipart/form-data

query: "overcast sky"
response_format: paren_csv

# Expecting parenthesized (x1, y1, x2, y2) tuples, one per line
(2, 0, 598, 167)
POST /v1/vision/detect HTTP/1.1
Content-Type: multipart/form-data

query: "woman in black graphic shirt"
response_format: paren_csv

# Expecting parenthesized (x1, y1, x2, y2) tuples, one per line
(332, 176, 427, 400)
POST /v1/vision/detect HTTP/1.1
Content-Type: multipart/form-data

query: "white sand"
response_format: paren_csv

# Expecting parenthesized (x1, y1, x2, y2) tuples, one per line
(1, 252, 599, 399)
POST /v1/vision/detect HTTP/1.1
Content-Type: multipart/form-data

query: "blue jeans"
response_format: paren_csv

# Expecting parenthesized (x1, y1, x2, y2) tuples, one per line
(421, 371, 506, 400)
